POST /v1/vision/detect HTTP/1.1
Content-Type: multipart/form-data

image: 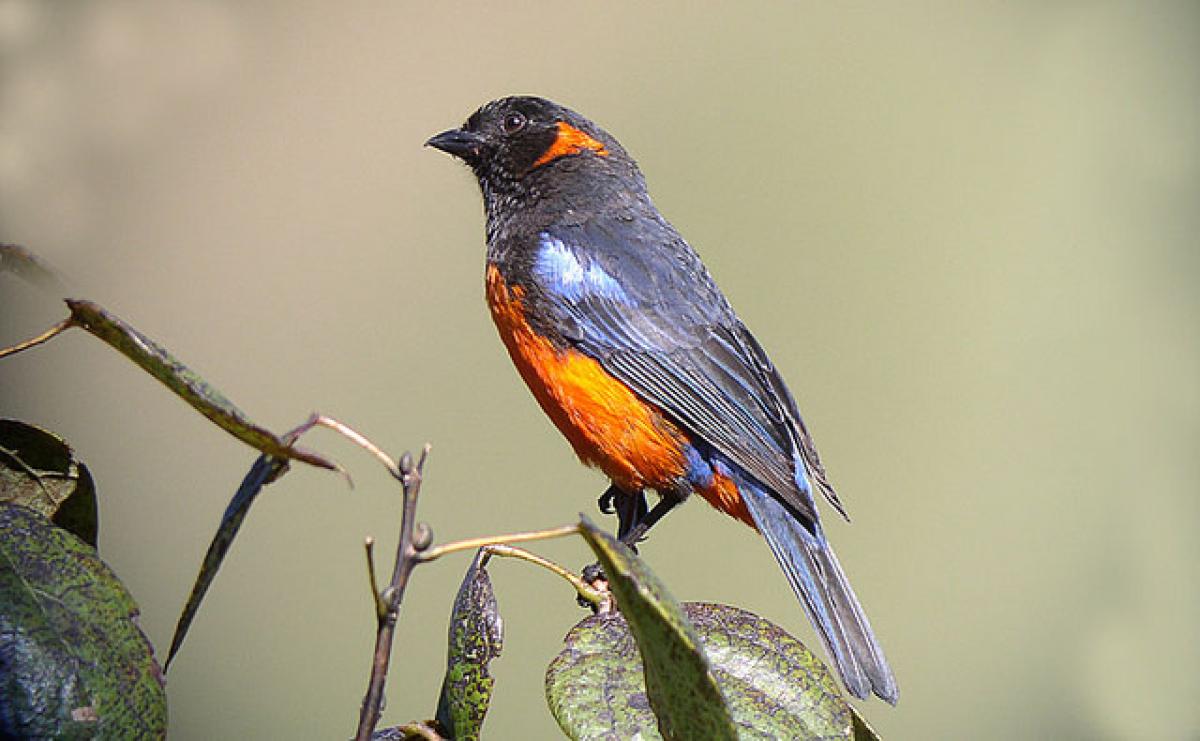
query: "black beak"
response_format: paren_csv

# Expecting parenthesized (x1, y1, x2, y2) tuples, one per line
(425, 128, 485, 161)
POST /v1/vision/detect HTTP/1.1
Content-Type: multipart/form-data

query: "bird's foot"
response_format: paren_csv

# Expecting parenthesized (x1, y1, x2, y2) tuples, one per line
(582, 562, 606, 587)
(576, 561, 611, 611)
(597, 487, 617, 514)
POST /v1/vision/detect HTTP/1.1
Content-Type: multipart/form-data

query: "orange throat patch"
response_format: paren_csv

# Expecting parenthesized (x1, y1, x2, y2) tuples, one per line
(532, 122, 609, 169)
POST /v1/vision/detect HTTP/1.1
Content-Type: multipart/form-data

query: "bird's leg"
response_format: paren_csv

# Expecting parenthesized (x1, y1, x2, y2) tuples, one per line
(619, 489, 686, 548)
(582, 485, 648, 594)
(615, 489, 649, 544)
(582, 486, 683, 603)
(595, 484, 649, 543)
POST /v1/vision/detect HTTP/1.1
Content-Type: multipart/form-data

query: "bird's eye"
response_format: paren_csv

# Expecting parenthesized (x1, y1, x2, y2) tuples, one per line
(501, 112, 527, 135)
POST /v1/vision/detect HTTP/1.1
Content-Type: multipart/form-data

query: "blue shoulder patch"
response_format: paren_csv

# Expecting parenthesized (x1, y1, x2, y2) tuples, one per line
(534, 234, 630, 304)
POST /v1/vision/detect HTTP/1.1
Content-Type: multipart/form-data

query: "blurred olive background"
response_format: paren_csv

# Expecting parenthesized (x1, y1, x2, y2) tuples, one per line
(2, 2, 1197, 739)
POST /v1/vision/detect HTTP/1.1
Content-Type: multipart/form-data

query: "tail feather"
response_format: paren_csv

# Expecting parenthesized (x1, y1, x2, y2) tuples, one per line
(738, 479, 898, 704)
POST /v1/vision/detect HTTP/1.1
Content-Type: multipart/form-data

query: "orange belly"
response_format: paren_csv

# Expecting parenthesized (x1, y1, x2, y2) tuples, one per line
(486, 264, 754, 526)
(486, 266, 688, 492)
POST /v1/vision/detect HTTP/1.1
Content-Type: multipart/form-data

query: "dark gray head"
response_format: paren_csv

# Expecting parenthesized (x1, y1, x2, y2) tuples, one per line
(426, 96, 643, 207)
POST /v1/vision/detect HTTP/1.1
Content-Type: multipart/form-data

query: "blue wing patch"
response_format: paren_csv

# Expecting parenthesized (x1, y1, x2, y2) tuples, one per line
(534, 234, 630, 304)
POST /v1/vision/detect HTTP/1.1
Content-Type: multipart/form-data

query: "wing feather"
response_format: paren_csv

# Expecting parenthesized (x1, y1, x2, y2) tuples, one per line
(531, 216, 840, 523)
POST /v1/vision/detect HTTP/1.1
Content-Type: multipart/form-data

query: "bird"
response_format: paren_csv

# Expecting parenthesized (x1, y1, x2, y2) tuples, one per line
(427, 96, 897, 704)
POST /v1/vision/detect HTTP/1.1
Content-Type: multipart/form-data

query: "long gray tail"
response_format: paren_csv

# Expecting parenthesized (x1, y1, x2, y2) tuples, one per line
(738, 479, 898, 704)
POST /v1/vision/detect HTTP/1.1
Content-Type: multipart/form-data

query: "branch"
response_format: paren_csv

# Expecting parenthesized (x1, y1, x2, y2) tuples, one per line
(354, 445, 431, 741)
(416, 524, 581, 563)
(351, 449, 589, 738)
(483, 543, 605, 607)
(0, 318, 74, 360)
(363, 537, 387, 620)
(297, 414, 402, 480)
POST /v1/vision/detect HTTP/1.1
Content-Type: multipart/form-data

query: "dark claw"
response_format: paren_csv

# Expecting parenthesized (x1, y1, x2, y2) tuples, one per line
(619, 490, 684, 548)
(597, 487, 617, 514)
(620, 528, 647, 548)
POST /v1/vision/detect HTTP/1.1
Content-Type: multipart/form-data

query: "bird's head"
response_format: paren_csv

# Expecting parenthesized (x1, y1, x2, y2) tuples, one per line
(427, 96, 641, 207)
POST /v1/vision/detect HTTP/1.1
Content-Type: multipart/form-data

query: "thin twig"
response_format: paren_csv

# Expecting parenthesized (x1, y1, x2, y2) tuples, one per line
(416, 443, 430, 474)
(364, 537, 386, 620)
(0, 317, 74, 359)
(483, 544, 605, 607)
(416, 523, 581, 563)
(310, 414, 403, 480)
(354, 449, 427, 741)
(350, 444, 584, 738)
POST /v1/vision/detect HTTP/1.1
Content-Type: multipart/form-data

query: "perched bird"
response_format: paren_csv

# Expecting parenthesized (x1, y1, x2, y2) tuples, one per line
(427, 96, 897, 704)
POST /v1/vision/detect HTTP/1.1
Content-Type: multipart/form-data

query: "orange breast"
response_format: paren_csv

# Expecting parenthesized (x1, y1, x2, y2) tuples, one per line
(486, 265, 757, 527)
(486, 265, 689, 493)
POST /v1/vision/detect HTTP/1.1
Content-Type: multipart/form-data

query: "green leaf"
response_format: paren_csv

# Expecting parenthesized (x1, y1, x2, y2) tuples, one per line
(686, 603, 853, 738)
(545, 607, 660, 739)
(63, 300, 338, 472)
(0, 418, 98, 547)
(0, 502, 167, 738)
(568, 516, 738, 741)
(166, 453, 289, 669)
(434, 550, 503, 740)
(547, 602, 866, 740)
